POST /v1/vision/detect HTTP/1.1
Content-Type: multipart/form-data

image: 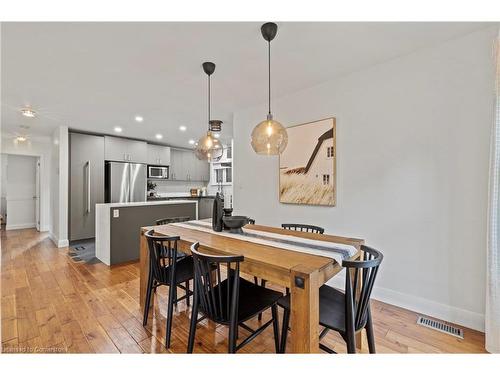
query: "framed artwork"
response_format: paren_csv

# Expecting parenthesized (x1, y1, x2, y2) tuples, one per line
(279, 117, 336, 206)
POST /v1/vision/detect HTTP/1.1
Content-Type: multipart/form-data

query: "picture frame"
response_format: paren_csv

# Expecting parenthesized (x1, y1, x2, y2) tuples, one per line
(279, 117, 336, 206)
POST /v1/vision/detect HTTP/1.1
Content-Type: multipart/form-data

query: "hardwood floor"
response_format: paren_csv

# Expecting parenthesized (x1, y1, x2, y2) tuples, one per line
(0, 228, 487, 353)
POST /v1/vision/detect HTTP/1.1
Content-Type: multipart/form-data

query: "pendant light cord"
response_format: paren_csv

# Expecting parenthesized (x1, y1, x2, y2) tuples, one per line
(208, 74, 211, 128)
(268, 40, 271, 116)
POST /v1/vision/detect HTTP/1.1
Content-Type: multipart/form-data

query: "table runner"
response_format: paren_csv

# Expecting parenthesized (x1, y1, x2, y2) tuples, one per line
(170, 220, 357, 264)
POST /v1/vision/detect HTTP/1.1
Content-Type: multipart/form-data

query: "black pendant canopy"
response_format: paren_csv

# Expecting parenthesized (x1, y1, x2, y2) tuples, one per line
(261, 22, 278, 42)
(202, 61, 215, 76)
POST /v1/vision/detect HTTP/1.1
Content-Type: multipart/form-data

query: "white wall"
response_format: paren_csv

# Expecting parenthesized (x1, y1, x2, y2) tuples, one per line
(50, 126, 69, 247)
(233, 27, 497, 331)
(0, 136, 52, 232)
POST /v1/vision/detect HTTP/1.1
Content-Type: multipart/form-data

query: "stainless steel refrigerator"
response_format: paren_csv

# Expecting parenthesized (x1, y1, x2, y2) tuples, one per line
(105, 162, 147, 203)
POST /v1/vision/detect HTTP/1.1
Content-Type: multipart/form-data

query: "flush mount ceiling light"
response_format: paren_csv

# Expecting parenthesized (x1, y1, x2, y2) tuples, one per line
(135, 115, 144, 122)
(195, 62, 223, 161)
(155, 134, 163, 140)
(251, 22, 288, 155)
(21, 107, 36, 118)
(114, 126, 123, 133)
(179, 125, 187, 132)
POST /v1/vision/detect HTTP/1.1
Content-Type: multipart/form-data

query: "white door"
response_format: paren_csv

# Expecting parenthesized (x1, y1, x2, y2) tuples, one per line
(35, 158, 40, 231)
(5, 155, 37, 230)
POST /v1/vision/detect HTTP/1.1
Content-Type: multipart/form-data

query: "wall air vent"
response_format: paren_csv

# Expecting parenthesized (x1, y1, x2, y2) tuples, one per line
(417, 316, 464, 339)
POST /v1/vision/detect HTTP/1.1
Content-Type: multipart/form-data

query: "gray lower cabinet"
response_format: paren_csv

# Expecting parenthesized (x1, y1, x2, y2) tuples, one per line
(198, 198, 214, 219)
(109, 203, 196, 264)
(69, 132, 105, 241)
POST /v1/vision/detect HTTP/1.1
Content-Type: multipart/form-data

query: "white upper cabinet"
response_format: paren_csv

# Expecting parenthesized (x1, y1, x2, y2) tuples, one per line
(168, 148, 209, 181)
(104, 136, 148, 164)
(147, 144, 171, 165)
(169, 149, 183, 180)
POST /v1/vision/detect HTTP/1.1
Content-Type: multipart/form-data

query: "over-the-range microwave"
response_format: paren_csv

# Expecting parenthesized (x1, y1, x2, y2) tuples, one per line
(148, 165, 169, 179)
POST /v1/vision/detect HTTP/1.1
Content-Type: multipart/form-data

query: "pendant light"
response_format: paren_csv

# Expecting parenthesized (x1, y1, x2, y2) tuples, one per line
(195, 62, 223, 161)
(251, 22, 288, 155)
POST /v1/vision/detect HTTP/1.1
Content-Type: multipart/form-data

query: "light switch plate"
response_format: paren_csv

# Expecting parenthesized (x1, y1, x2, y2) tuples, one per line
(113, 209, 119, 218)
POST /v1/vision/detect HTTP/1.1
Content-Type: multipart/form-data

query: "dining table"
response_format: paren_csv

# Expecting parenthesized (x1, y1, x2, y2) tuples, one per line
(139, 221, 365, 353)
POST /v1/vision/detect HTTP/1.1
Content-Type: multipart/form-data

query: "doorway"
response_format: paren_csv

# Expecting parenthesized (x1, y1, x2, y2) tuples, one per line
(1, 154, 40, 231)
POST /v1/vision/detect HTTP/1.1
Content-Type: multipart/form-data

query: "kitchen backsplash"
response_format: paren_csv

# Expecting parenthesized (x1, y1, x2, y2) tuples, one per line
(151, 180, 208, 194)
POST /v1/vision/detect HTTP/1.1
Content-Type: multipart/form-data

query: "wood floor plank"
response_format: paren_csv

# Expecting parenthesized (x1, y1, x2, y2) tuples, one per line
(60, 320, 92, 353)
(35, 306, 66, 352)
(14, 286, 40, 343)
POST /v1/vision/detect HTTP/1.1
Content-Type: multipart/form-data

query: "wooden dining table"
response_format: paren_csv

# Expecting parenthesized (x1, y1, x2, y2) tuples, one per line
(139, 222, 364, 353)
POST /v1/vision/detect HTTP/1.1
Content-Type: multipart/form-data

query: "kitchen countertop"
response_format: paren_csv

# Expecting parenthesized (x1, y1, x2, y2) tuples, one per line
(96, 199, 198, 208)
(147, 195, 216, 201)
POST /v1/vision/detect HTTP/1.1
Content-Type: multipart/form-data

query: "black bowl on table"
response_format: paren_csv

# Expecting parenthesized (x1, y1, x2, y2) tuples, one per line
(222, 216, 248, 234)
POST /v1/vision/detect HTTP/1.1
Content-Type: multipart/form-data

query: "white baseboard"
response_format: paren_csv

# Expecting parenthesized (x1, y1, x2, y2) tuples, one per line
(6, 222, 36, 230)
(49, 232, 69, 248)
(326, 277, 485, 332)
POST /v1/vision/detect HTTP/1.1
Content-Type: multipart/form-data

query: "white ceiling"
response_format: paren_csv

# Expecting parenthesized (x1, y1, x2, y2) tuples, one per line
(1, 22, 492, 148)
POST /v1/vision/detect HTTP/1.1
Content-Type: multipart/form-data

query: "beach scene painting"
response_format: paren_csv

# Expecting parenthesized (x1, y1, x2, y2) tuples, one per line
(279, 117, 336, 206)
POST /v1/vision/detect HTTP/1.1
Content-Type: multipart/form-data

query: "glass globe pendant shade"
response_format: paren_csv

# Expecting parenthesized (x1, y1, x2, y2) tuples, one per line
(251, 115, 288, 155)
(194, 131, 223, 161)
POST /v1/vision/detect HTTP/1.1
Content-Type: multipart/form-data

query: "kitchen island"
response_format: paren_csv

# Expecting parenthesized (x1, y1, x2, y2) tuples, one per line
(95, 200, 197, 265)
(147, 195, 215, 219)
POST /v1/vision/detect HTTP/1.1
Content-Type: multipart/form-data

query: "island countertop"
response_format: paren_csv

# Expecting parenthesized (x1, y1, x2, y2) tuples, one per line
(95, 200, 198, 265)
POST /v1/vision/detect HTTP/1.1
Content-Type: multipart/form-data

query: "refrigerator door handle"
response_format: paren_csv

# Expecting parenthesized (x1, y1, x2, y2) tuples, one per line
(86, 160, 91, 214)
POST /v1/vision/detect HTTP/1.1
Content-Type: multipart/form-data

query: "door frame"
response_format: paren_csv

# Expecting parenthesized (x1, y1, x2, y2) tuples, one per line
(35, 157, 40, 231)
(2, 152, 46, 232)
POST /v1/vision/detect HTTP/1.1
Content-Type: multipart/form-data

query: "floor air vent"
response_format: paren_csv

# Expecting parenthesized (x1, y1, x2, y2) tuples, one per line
(417, 316, 464, 339)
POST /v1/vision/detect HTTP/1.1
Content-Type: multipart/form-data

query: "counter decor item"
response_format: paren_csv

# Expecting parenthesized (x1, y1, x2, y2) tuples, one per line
(212, 192, 224, 232)
(147, 181, 157, 197)
(222, 207, 233, 230)
(222, 216, 249, 234)
(279, 117, 336, 206)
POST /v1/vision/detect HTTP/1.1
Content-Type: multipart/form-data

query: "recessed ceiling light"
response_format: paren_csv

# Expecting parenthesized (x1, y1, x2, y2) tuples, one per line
(179, 125, 187, 132)
(21, 108, 36, 118)
(114, 127, 123, 133)
(135, 116, 143, 122)
(155, 134, 163, 140)
(188, 139, 195, 145)
(214, 133, 220, 138)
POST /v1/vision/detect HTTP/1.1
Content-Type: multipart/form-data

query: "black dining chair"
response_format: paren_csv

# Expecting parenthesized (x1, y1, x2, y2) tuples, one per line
(142, 229, 194, 348)
(253, 222, 325, 321)
(187, 242, 283, 353)
(281, 223, 325, 234)
(278, 245, 383, 353)
(155, 216, 191, 304)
